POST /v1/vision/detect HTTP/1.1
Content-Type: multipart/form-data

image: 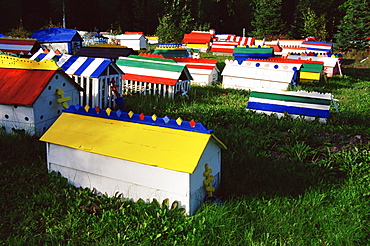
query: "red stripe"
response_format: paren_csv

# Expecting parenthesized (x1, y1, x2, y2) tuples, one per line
(245, 58, 324, 65)
(124, 73, 178, 86)
(0, 39, 37, 45)
(210, 48, 234, 53)
(171, 57, 217, 64)
(186, 64, 214, 70)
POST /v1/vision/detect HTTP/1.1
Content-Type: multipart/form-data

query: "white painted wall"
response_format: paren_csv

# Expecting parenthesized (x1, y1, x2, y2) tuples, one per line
(45, 137, 222, 214)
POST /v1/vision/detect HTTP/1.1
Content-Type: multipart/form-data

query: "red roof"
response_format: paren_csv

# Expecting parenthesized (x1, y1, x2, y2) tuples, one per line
(182, 32, 212, 44)
(0, 68, 58, 106)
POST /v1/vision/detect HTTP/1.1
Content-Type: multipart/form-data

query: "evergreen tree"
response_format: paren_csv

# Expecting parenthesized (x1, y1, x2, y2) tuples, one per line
(155, 0, 195, 43)
(335, 0, 370, 50)
(250, 0, 286, 39)
(302, 7, 329, 41)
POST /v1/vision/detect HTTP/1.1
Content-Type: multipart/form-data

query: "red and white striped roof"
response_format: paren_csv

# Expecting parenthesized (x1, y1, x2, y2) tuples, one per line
(226, 36, 255, 46)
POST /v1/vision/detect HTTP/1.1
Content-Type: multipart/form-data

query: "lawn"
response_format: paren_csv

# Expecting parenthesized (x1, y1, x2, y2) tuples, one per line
(0, 52, 369, 245)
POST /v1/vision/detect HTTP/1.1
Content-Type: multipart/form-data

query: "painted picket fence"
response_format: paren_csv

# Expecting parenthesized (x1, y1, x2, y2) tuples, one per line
(246, 89, 335, 123)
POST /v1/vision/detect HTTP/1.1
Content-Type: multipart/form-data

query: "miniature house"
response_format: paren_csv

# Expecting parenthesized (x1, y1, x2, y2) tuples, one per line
(182, 31, 214, 52)
(40, 105, 226, 215)
(116, 55, 192, 98)
(246, 89, 335, 123)
(287, 54, 342, 77)
(113, 33, 147, 50)
(171, 57, 219, 86)
(0, 55, 82, 136)
(0, 37, 41, 57)
(210, 40, 239, 54)
(300, 41, 333, 53)
(222, 59, 302, 91)
(153, 44, 192, 58)
(31, 27, 83, 54)
(138, 53, 219, 86)
(30, 49, 123, 109)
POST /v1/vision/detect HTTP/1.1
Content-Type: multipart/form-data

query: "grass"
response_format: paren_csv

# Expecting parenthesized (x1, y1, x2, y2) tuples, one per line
(1, 53, 370, 245)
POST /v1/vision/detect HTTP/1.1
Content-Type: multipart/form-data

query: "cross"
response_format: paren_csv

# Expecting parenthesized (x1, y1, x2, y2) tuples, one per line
(56, 88, 71, 109)
(203, 164, 215, 198)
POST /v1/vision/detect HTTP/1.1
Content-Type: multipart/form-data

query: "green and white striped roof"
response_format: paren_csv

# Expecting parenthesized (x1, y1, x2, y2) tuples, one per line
(116, 55, 192, 86)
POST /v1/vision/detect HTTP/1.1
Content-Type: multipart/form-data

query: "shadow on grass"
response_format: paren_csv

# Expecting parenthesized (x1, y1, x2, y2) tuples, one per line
(214, 106, 370, 201)
(341, 67, 370, 80)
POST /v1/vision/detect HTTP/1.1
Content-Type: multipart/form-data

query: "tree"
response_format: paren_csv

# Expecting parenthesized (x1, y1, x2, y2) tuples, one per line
(301, 7, 329, 41)
(155, 0, 195, 43)
(250, 0, 286, 39)
(334, 0, 370, 50)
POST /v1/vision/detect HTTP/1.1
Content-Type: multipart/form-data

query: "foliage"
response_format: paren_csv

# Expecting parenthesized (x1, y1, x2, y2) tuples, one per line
(4, 20, 32, 38)
(155, 0, 195, 43)
(250, 0, 286, 39)
(301, 7, 329, 41)
(1, 55, 370, 244)
(334, 0, 370, 50)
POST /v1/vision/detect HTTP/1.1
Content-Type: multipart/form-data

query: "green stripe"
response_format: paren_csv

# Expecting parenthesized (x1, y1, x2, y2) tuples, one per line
(127, 55, 177, 63)
(301, 63, 323, 72)
(300, 68, 322, 73)
(116, 58, 184, 72)
(250, 91, 330, 105)
(233, 47, 273, 53)
(153, 50, 188, 57)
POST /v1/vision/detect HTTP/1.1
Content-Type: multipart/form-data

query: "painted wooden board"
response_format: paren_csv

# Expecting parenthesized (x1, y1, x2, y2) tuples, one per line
(246, 89, 333, 123)
(40, 105, 225, 214)
(222, 59, 301, 91)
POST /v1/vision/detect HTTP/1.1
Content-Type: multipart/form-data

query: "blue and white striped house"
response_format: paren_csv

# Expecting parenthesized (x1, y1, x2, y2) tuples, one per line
(31, 49, 123, 109)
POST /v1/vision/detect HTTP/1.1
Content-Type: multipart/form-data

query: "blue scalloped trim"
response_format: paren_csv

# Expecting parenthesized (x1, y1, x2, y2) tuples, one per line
(63, 104, 214, 134)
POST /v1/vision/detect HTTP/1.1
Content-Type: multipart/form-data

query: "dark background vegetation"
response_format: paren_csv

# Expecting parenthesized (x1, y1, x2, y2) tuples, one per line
(0, 0, 359, 37)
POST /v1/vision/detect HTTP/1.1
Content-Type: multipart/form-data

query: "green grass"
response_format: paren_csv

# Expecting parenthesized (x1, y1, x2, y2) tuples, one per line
(1, 56, 370, 245)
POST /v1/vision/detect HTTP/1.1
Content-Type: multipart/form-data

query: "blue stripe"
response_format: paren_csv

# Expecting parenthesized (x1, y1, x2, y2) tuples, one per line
(246, 102, 330, 118)
(305, 47, 332, 51)
(302, 41, 333, 45)
(73, 57, 95, 76)
(60, 56, 79, 71)
(90, 59, 111, 78)
(35, 53, 47, 60)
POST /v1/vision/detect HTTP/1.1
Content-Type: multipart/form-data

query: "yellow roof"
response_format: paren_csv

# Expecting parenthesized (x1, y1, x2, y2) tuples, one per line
(0, 55, 60, 70)
(40, 112, 224, 173)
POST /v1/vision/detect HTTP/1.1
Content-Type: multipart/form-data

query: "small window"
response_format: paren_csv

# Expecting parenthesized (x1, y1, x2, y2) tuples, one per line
(57, 110, 61, 114)
(24, 117, 29, 121)
(40, 115, 44, 120)
(14, 105, 18, 108)
(62, 82, 66, 87)
(48, 86, 52, 90)
(49, 101, 52, 105)
(4, 114, 9, 119)
(55, 75, 59, 80)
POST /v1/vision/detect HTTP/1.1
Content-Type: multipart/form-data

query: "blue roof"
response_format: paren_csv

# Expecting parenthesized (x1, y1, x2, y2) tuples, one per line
(0, 34, 5, 38)
(31, 27, 82, 43)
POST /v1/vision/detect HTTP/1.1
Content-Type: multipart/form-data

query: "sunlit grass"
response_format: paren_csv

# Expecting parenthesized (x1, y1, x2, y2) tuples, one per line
(1, 57, 370, 244)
